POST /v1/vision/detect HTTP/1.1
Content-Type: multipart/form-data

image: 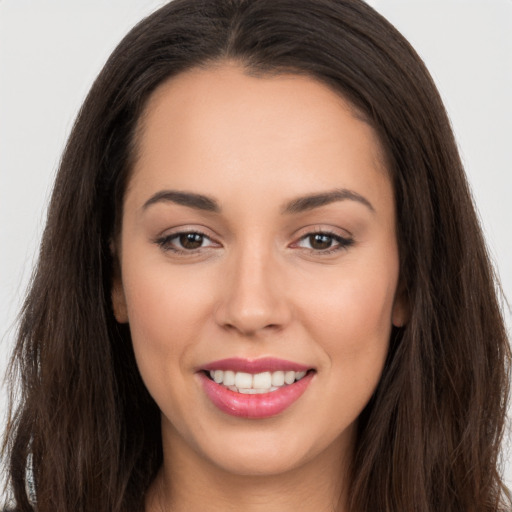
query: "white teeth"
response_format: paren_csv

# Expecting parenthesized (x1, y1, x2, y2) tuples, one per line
(223, 370, 236, 386)
(239, 388, 259, 394)
(238, 387, 280, 394)
(253, 372, 272, 389)
(234, 371, 253, 389)
(284, 371, 296, 385)
(271, 370, 285, 386)
(208, 368, 309, 392)
(237, 388, 253, 394)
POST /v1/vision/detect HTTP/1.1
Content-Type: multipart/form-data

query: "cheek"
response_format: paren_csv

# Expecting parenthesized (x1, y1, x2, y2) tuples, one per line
(300, 265, 396, 348)
(121, 262, 215, 380)
(293, 253, 398, 400)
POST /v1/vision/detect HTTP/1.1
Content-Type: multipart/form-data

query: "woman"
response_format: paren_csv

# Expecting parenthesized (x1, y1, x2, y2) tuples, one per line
(2, 0, 510, 511)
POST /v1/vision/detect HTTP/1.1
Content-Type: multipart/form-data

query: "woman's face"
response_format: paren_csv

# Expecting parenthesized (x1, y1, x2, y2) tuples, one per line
(113, 64, 406, 478)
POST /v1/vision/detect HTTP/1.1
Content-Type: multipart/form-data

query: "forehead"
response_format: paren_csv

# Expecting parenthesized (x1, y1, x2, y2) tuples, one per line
(127, 63, 392, 214)
(138, 63, 384, 152)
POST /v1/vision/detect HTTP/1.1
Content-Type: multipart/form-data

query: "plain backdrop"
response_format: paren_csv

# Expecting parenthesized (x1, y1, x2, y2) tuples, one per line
(1, 0, 511, 493)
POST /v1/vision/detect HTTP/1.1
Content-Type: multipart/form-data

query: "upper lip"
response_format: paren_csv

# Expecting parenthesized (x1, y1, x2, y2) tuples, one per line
(199, 357, 313, 374)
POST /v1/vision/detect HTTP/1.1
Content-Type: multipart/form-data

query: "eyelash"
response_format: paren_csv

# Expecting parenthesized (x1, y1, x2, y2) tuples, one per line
(154, 230, 218, 255)
(293, 230, 354, 254)
(154, 229, 354, 255)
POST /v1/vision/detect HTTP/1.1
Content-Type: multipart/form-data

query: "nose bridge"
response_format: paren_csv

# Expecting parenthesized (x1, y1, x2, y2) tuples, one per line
(217, 237, 289, 335)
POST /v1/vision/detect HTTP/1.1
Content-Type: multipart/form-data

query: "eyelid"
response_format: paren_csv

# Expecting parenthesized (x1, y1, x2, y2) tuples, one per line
(153, 226, 222, 254)
(290, 224, 353, 242)
(289, 226, 355, 254)
(152, 224, 354, 256)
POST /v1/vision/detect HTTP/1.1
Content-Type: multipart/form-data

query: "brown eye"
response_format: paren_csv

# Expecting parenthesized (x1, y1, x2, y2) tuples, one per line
(293, 231, 354, 254)
(308, 233, 334, 250)
(179, 233, 204, 249)
(155, 230, 219, 253)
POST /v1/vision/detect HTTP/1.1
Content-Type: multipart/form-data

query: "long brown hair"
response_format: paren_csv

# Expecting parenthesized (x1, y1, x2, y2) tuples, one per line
(3, 1, 510, 511)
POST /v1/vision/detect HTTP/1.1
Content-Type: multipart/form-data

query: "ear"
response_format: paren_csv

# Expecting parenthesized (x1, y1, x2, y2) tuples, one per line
(110, 241, 129, 324)
(391, 279, 409, 328)
(111, 276, 129, 324)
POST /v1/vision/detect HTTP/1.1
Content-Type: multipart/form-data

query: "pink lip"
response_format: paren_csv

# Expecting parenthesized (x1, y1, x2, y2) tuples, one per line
(198, 358, 315, 419)
(200, 357, 311, 374)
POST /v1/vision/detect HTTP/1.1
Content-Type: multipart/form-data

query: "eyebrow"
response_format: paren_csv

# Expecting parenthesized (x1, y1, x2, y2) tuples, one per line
(142, 187, 374, 215)
(282, 188, 375, 214)
(142, 190, 220, 212)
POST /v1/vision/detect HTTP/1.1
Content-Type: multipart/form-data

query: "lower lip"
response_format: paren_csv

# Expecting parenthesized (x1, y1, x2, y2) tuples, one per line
(198, 371, 314, 419)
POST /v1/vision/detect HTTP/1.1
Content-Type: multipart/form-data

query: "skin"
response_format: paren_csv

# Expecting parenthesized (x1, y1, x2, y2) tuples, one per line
(112, 63, 407, 512)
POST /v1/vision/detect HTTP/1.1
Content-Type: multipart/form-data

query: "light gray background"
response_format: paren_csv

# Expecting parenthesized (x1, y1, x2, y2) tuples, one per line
(1, 0, 511, 492)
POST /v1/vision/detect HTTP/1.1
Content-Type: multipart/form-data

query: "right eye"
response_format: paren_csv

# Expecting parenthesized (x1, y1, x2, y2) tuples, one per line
(155, 231, 219, 253)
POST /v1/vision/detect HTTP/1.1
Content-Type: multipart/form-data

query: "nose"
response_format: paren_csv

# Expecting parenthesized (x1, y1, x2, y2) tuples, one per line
(214, 246, 291, 337)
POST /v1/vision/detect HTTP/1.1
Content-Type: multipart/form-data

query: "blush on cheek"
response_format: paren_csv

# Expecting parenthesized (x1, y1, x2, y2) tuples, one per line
(308, 278, 393, 340)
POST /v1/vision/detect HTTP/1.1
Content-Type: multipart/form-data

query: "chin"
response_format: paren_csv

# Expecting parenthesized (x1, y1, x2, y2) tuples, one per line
(207, 444, 310, 477)
(187, 420, 349, 479)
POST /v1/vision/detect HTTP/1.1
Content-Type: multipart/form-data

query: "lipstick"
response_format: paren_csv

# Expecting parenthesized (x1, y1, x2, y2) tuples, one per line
(201, 357, 310, 374)
(197, 358, 315, 419)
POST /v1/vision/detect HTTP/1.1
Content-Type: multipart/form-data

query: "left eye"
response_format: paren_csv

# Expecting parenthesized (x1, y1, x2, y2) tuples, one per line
(295, 232, 353, 252)
(156, 231, 217, 252)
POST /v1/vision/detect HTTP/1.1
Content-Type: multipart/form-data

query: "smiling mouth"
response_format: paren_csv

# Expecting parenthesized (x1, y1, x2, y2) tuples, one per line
(199, 368, 315, 418)
(198, 357, 316, 418)
(204, 369, 311, 394)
